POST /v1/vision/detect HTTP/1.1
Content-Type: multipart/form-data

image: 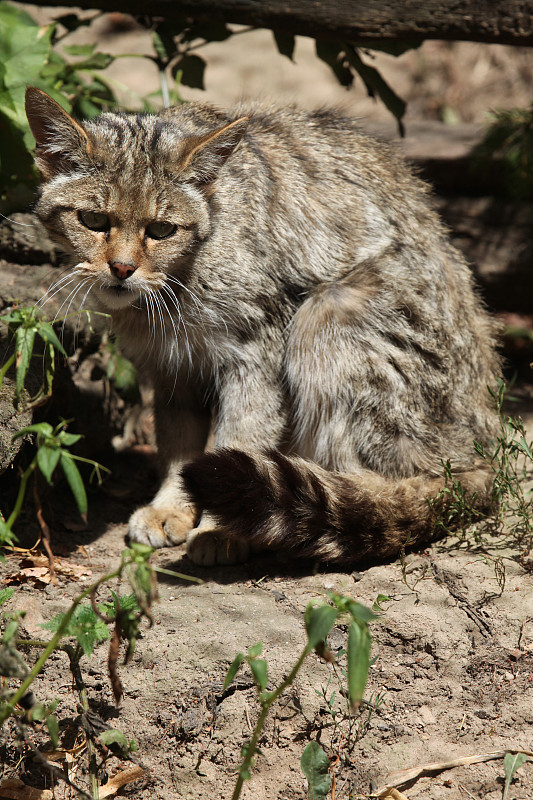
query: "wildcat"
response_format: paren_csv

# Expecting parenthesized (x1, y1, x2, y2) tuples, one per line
(25, 86, 499, 566)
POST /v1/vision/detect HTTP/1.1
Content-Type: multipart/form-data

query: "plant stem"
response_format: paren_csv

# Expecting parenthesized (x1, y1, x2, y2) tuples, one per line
(64, 643, 100, 800)
(230, 645, 310, 800)
(0, 560, 126, 726)
(6, 460, 36, 529)
(160, 68, 170, 108)
(0, 353, 15, 389)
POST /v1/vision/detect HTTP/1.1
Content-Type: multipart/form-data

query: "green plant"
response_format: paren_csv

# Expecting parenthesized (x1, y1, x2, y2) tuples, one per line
(0, 305, 113, 550)
(475, 103, 533, 199)
(316, 645, 386, 757)
(141, 17, 411, 132)
(0, 305, 67, 409)
(423, 381, 533, 556)
(428, 459, 482, 541)
(0, 543, 158, 797)
(0, 418, 109, 550)
(0, 1, 126, 211)
(301, 740, 331, 800)
(503, 751, 529, 800)
(0, 3, 417, 213)
(474, 380, 533, 548)
(223, 592, 376, 800)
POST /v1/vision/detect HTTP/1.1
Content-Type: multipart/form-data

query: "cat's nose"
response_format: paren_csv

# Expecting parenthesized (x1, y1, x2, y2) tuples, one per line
(110, 262, 136, 280)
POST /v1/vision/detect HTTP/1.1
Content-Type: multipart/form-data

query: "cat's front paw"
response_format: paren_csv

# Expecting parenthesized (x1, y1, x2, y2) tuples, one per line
(186, 527, 250, 566)
(127, 505, 195, 548)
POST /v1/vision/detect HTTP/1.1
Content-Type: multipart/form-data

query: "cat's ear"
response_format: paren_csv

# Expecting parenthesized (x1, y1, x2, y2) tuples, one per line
(25, 87, 92, 180)
(177, 116, 249, 186)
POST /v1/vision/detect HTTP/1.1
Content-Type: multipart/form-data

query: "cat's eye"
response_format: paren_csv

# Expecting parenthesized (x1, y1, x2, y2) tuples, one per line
(78, 210, 110, 232)
(145, 221, 177, 240)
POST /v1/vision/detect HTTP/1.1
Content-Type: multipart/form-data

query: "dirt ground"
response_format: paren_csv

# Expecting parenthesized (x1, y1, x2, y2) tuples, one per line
(1, 9, 533, 800)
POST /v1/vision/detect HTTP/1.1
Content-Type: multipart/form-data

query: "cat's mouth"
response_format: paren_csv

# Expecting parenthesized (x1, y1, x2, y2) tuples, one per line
(97, 281, 140, 309)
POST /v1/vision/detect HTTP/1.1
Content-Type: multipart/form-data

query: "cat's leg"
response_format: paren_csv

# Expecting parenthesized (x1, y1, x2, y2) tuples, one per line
(127, 387, 211, 548)
(186, 362, 287, 565)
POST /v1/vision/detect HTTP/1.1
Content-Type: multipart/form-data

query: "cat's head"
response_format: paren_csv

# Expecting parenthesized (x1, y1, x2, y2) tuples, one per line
(25, 88, 248, 311)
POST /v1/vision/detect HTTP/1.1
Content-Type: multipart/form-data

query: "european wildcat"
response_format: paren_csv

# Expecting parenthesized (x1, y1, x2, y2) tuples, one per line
(25, 86, 499, 566)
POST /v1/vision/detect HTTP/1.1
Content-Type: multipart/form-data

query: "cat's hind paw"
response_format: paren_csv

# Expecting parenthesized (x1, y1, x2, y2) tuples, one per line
(127, 505, 195, 548)
(186, 527, 250, 566)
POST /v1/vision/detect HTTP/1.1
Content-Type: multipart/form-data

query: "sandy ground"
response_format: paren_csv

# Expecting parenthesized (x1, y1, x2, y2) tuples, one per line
(1, 9, 533, 800)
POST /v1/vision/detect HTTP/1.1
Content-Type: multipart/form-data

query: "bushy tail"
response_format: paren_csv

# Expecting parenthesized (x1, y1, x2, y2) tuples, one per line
(181, 449, 493, 565)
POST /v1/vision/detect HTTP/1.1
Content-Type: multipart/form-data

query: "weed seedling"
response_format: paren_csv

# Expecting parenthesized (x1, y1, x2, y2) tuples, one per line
(224, 593, 376, 800)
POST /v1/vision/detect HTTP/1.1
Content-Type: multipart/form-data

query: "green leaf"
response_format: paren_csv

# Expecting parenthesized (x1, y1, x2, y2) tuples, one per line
(503, 752, 528, 800)
(47, 714, 59, 748)
(304, 603, 338, 651)
(247, 642, 263, 658)
(347, 620, 371, 707)
(63, 43, 95, 57)
(30, 702, 47, 721)
(2, 617, 19, 644)
(73, 52, 114, 71)
(152, 29, 176, 62)
(0, 517, 16, 550)
(518, 437, 533, 460)
(273, 30, 295, 61)
(329, 593, 378, 624)
(98, 728, 129, 749)
(0, 587, 14, 606)
(300, 741, 331, 799)
(60, 453, 87, 516)
(12, 421, 54, 441)
(223, 652, 245, 690)
(15, 324, 36, 398)
(37, 321, 67, 357)
(58, 431, 82, 447)
(37, 444, 61, 485)
(249, 657, 268, 691)
(372, 594, 391, 613)
(99, 593, 140, 619)
(106, 346, 140, 402)
(42, 604, 110, 656)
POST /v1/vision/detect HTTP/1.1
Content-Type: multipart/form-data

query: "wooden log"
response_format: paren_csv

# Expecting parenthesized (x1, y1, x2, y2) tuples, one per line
(15, 0, 533, 47)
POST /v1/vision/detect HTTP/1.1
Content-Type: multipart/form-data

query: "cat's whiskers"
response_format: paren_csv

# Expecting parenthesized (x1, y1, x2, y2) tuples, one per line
(152, 288, 167, 342)
(72, 282, 95, 350)
(165, 275, 224, 343)
(59, 279, 92, 341)
(143, 288, 157, 348)
(160, 284, 193, 374)
(165, 275, 221, 326)
(38, 268, 83, 310)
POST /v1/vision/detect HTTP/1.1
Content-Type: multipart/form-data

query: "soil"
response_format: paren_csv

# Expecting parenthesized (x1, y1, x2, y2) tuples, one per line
(1, 11, 533, 800)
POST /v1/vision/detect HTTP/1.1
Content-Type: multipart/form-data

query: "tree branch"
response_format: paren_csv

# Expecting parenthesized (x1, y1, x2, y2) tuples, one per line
(15, 0, 533, 47)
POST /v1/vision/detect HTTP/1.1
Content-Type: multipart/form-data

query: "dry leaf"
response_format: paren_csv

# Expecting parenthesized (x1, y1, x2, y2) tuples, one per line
(5, 556, 92, 587)
(0, 777, 53, 799)
(98, 766, 146, 798)
(42, 740, 87, 763)
(376, 748, 533, 796)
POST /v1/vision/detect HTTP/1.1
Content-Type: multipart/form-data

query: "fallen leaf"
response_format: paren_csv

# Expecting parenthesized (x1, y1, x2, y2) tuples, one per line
(0, 777, 53, 799)
(5, 556, 92, 587)
(98, 766, 146, 798)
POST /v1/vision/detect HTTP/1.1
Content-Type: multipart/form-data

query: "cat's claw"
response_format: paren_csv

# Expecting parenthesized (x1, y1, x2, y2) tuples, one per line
(186, 528, 249, 566)
(127, 505, 195, 548)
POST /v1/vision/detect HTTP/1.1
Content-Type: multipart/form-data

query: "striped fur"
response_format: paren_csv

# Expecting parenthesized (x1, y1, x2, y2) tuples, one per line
(181, 450, 494, 564)
(25, 88, 500, 566)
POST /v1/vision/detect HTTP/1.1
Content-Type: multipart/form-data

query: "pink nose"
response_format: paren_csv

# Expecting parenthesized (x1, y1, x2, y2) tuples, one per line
(110, 262, 136, 280)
